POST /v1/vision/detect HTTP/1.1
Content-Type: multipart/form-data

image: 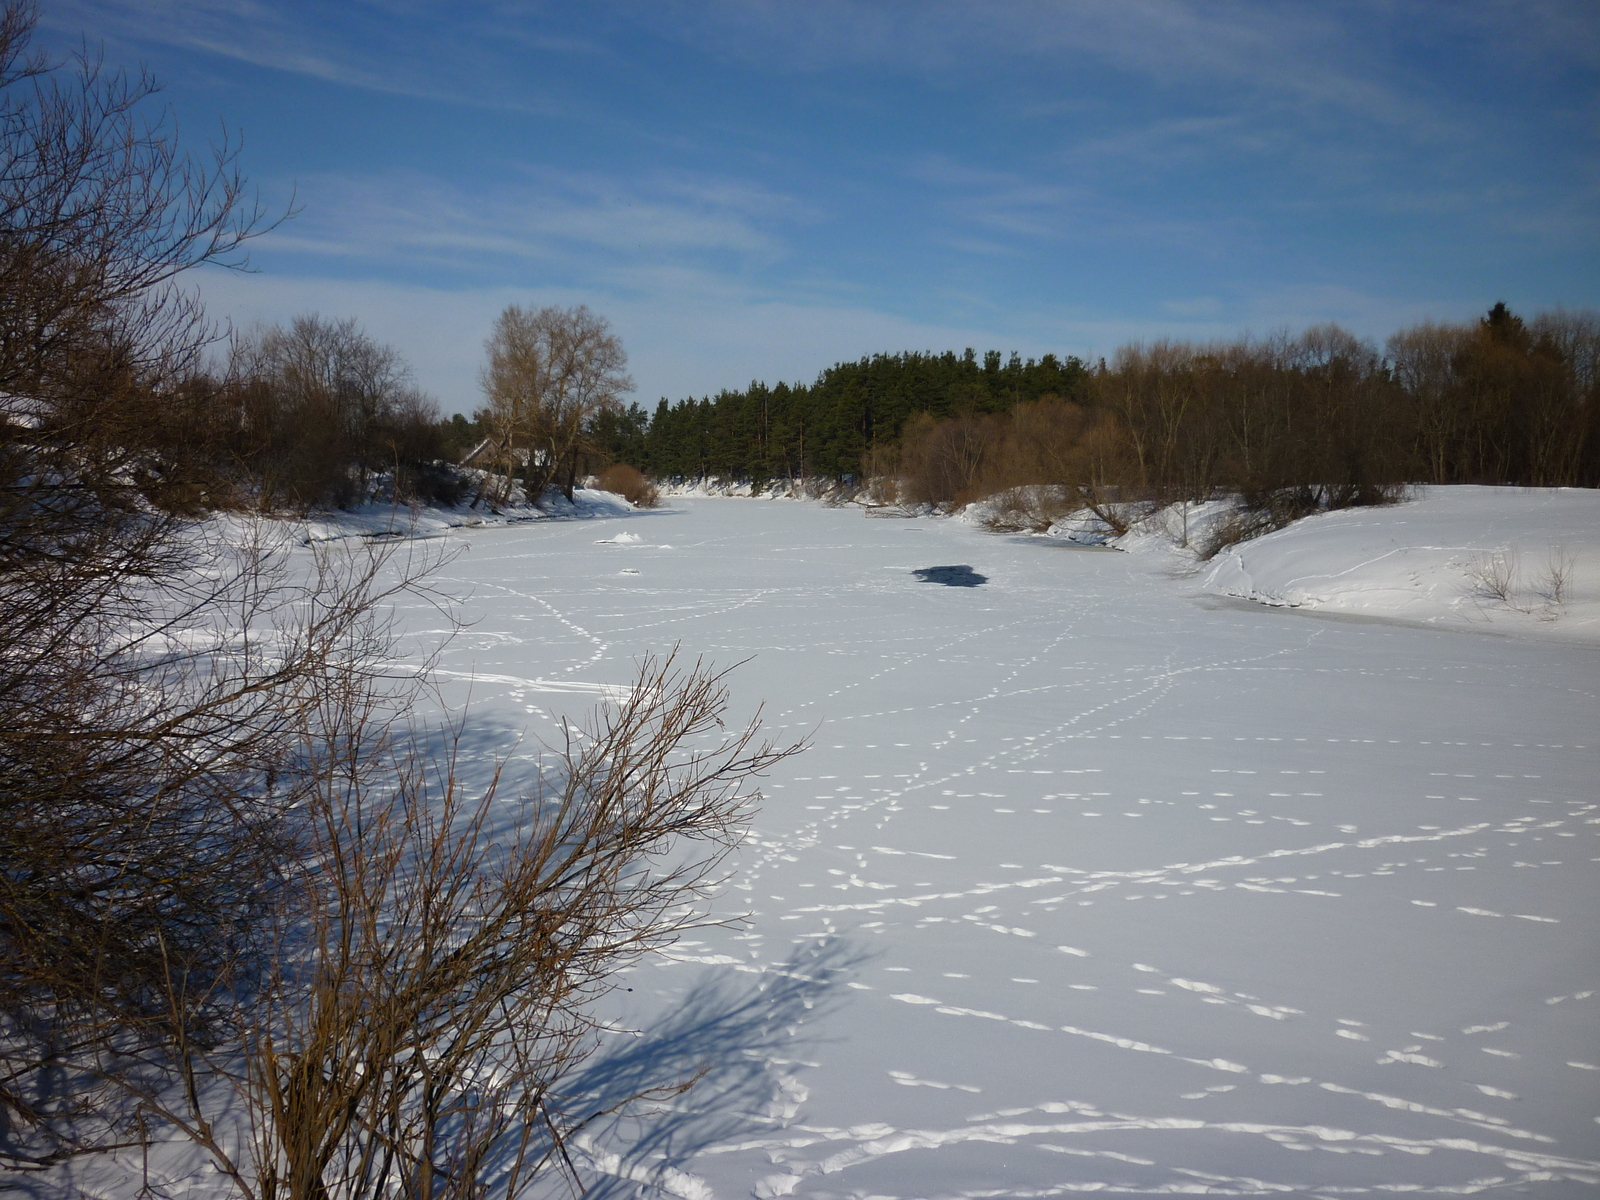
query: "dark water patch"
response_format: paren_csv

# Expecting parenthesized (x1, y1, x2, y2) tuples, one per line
(913, 564, 987, 587)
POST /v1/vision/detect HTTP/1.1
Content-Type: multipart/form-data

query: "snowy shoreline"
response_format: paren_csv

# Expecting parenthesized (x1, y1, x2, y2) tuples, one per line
(256, 481, 1600, 644)
(665, 482, 1600, 645)
(1179, 487, 1599, 645)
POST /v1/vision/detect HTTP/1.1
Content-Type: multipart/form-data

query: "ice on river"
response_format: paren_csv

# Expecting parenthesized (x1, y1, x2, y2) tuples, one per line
(396, 490, 1598, 1197)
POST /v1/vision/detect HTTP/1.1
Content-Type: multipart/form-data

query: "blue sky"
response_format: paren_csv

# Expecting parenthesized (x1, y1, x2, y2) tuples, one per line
(41, 1, 1600, 415)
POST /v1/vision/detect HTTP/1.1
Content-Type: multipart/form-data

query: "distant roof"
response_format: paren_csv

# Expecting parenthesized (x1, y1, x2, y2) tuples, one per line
(462, 438, 548, 467)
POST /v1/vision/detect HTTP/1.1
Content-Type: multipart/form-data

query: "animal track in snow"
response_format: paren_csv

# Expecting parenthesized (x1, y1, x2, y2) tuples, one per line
(430, 499, 1600, 1197)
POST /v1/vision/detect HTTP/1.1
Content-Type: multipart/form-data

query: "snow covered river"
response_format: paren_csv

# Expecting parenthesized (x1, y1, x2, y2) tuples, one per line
(405, 496, 1598, 1198)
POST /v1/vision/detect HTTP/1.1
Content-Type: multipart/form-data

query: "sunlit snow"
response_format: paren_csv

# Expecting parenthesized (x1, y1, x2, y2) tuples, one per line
(76, 487, 1594, 1197)
(361, 486, 1599, 1198)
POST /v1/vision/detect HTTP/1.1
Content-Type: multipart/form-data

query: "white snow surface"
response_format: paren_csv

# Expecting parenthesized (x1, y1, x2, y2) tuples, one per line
(281, 485, 636, 543)
(202, 484, 638, 549)
(1190, 487, 1600, 643)
(105, 487, 1600, 1196)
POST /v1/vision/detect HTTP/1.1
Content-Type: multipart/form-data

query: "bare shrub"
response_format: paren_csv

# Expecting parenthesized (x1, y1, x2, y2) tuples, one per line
(0, 517, 450, 1170)
(862, 473, 901, 508)
(1466, 548, 1520, 605)
(140, 654, 800, 1199)
(1537, 544, 1575, 608)
(978, 486, 1073, 533)
(1196, 507, 1267, 560)
(597, 463, 660, 508)
(0, 0, 293, 1167)
(1194, 484, 1406, 560)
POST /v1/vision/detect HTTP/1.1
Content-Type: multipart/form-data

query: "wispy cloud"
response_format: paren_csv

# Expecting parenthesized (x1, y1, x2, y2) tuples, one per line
(59, 0, 1567, 139)
(640, 1, 1463, 133)
(50, 0, 1592, 231)
(42, 0, 575, 110)
(49, 0, 1595, 406)
(906, 157, 1088, 243)
(643, 0, 1568, 109)
(903, 151, 1236, 260)
(48, 1, 394, 92)
(254, 166, 815, 279)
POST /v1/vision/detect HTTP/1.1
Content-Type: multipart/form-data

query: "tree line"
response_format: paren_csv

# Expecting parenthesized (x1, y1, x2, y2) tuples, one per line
(0, 286, 635, 518)
(593, 306, 1599, 515)
(595, 349, 1089, 484)
(112, 301, 638, 516)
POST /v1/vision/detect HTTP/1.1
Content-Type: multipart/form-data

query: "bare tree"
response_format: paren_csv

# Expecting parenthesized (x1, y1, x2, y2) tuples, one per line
(230, 314, 433, 509)
(2, 7, 789, 1191)
(1528, 309, 1600, 486)
(0, 0, 270, 414)
(0, 515, 453, 1170)
(0, 0, 299, 1167)
(897, 411, 1002, 507)
(478, 305, 633, 503)
(129, 653, 800, 1199)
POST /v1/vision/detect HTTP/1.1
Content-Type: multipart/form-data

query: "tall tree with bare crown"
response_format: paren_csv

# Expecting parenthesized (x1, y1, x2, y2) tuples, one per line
(478, 304, 633, 503)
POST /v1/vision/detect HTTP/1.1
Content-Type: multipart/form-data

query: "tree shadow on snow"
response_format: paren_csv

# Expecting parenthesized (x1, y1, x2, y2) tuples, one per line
(549, 936, 869, 1198)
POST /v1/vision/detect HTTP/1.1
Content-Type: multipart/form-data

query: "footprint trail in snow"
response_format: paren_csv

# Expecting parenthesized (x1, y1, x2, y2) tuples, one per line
(405, 497, 1598, 1198)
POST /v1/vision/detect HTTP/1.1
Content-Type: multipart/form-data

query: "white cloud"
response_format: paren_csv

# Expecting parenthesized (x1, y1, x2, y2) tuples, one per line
(55, 0, 1595, 402)
(43, 0, 566, 110)
(639, 0, 1460, 135)
(248, 165, 811, 280)
(58, 0, 1552, 143)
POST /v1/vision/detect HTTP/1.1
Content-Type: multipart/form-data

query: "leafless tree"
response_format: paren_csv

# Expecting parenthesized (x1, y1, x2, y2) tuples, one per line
(3, 7, 792, 1191)
(230, 315, 436, 509)
(0, 0, 271, 416)
(1527, 309, 1600, 486)
(0, 0, 299, 1167)
(0, 516, 454, 1170)
(897, 411, 1002, 507)
(478, 305, 633, 504)
(128, 653, 800, 1200)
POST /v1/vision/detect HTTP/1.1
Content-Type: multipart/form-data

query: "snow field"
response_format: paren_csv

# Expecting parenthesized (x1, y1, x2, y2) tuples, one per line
(381, 491, 1599, 1197)
(1169, 486, 1600, 642)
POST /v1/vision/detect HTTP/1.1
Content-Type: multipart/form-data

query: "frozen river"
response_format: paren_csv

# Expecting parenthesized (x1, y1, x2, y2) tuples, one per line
(407, 496, 1599, 1198)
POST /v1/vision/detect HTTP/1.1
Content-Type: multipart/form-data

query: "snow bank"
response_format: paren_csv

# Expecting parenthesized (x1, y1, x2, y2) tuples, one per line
(659, 477, 855, 503)
(1194, 486, 1600, 641)
(284, 487, 636, 544)
(659, 478, 762, 499)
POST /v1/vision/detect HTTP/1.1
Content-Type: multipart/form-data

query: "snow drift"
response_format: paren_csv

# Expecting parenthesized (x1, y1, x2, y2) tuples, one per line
(1192, 486, 1600, 642)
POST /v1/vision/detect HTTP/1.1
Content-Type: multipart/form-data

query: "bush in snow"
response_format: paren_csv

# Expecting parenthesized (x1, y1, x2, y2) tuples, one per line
(598, 462, 661, 508)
